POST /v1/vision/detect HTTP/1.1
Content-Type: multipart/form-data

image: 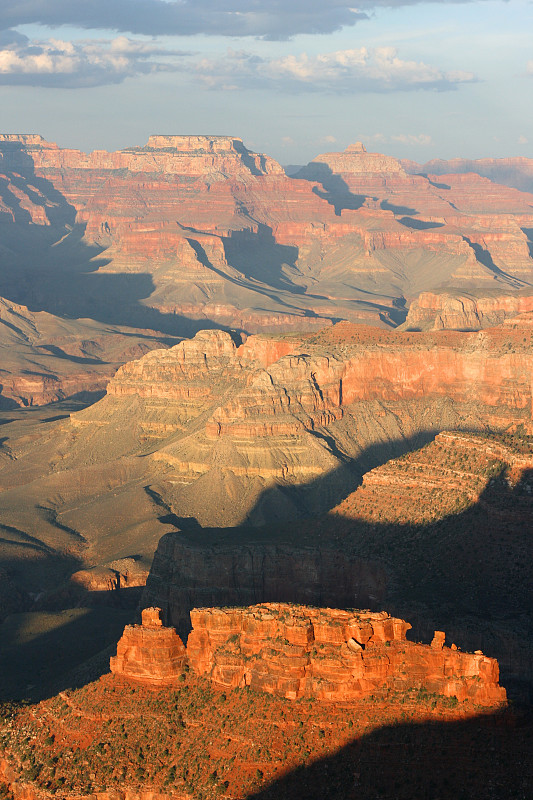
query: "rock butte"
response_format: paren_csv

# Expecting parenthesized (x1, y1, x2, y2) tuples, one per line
(110, 605, 506, 706)
(110, 607, 187, 686)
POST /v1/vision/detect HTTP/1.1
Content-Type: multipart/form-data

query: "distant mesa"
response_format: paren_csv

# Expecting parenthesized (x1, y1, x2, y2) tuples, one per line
(0, 133, 47, 144)
(110, 603, 506, 706)
(344, 141, 367, 153)
(143, 134, 247, 152)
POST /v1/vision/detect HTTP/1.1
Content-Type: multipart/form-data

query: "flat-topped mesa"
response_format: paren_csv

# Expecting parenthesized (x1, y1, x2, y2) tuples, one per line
(188, 604, 506, 705)
(144, 134, 246, 153)
(110, 604, 506, 705)
(0, 132, 283, 177)
(110, 607, 187, 686)
(130, 134, 284, 176)
(302, 142, 406, 177)
(0, 133, 50, 145)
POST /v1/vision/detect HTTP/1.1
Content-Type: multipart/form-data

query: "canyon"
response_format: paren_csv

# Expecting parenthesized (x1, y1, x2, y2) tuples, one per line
(1, 322, 531, 604)
(1, 134, 533, 413)
(0, 134, 532, 800)
(0, 320, 530, 707)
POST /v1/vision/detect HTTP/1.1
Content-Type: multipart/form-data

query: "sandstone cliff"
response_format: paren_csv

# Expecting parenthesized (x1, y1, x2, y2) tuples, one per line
(110, 607, 187, 686)
(403, 291, 533, 331)
(109, 603, 506, 707)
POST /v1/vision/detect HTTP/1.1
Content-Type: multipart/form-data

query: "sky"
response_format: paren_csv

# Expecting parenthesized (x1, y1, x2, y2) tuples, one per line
(0, 0, 531, 165)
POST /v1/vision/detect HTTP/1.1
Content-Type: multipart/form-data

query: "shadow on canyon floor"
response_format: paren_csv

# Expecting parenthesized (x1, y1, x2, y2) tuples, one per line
(222, 225, 302, 293)
(244, 708, 533, 800)
(0, 604, 135, 703)
(294, 163, 366, 215)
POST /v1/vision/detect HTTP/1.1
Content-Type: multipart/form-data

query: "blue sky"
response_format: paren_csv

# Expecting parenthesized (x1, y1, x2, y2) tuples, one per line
(0, 0, 531, 164)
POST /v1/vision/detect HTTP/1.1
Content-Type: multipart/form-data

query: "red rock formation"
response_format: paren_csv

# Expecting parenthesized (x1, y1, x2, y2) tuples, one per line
(112, 604, 505, 706)
(110, 607, 187, 686)
(405, 291, 533, 330)
(187, 604, 506, 705)
(2, 134, 533, 334)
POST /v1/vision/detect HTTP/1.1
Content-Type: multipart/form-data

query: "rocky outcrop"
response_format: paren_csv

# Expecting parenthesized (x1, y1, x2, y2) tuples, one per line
(110, 607, 187, 686)
(110, 604, 506, 706)
(188, 603, 506, 705)
(68, 558, 150, 599)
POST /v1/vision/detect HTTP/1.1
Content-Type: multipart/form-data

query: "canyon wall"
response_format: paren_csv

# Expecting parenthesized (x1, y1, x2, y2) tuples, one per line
(404, 291, 533, 331)
(143, 533, 387, 637)
(1, 134, 533, 343)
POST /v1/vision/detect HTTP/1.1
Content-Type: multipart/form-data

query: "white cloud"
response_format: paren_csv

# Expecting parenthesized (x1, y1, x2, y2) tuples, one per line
(518, 135, 528, 145)
(194, 47, 476, 93)
(320, 135, 337, 143)
(0, 34, 191, 87)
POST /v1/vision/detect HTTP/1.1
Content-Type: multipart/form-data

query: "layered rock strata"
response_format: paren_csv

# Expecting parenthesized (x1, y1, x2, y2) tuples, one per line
(110, 607, 187, 686)
(110, 604, 506, 706)
(404, 291, 533, 331)
(2, 134, 533, 336)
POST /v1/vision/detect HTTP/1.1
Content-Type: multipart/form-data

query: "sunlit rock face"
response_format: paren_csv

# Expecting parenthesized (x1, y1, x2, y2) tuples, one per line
(110, 603, 506, 706)
(110, 607, 187, 686)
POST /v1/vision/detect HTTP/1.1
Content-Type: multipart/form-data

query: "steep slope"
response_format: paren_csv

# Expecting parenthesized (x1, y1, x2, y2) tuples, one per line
(0, 295, 179, 407)
(1, 664, 524, 800)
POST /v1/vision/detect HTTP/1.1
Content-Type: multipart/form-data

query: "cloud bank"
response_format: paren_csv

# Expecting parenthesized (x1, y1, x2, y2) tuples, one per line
(0, 0, 482, 40)
(0, 32, 189, 87)
(194, 48, 476, 93)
